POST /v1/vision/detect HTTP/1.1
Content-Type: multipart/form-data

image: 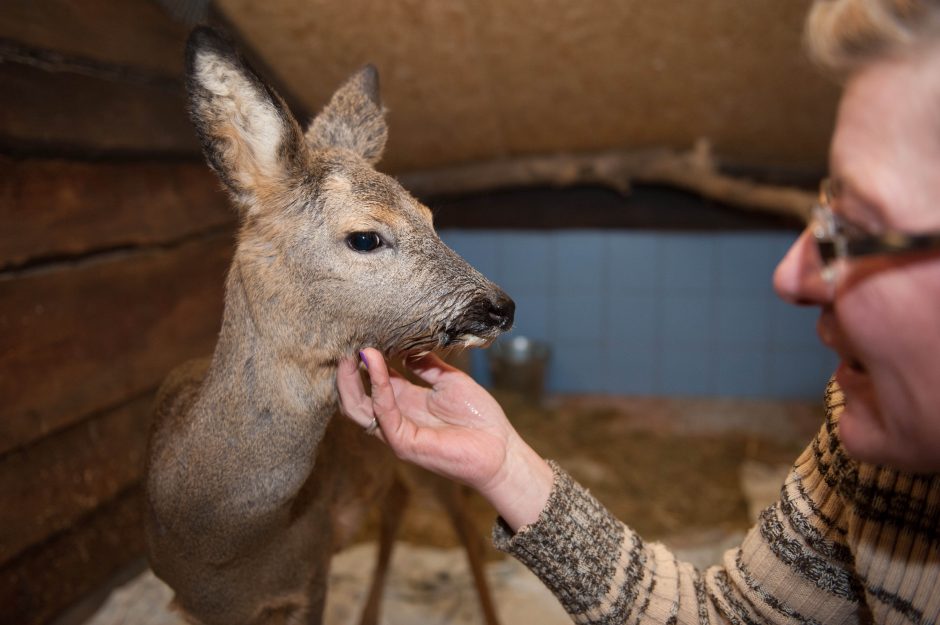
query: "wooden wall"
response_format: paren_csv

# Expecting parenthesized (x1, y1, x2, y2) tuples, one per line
(0, 2, 236, 623)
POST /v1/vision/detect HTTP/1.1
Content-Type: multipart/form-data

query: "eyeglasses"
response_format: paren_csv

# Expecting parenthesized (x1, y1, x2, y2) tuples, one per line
(811, 178, 940, 284)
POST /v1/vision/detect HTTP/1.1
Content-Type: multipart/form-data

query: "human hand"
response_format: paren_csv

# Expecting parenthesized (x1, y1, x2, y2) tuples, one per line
(336, 348, 553, 530)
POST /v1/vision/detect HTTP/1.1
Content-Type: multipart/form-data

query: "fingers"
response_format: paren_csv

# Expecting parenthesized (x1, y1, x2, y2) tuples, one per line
(403, 351, 462, 386)
(339, 349, 436, 453)
(336, 354, 374, 428)
(359, 348, 409, 441)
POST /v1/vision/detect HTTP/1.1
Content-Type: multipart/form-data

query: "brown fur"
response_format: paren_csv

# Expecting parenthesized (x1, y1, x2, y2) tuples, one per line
(144, 27, 512, 625)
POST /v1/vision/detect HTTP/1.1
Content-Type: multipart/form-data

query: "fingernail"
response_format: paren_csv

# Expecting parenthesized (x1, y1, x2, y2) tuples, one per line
(359, 351, 369, 370)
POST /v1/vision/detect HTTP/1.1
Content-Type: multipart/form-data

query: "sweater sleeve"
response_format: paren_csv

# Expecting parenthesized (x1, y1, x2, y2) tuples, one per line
(493, 460, 725, 624)
(493, 381, 877, 625)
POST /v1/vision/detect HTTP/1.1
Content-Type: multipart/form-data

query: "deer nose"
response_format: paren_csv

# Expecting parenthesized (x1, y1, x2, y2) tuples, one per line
(488, 294, 515, 331)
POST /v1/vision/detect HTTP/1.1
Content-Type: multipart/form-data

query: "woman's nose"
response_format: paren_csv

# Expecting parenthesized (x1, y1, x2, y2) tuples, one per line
(773, 228, 834, 306)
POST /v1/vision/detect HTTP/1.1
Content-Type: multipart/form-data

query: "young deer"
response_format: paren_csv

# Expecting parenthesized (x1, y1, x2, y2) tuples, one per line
(144, 27, 514, 625)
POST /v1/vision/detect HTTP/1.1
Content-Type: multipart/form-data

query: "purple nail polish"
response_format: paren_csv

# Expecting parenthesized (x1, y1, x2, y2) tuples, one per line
(359, 351, 369, 369)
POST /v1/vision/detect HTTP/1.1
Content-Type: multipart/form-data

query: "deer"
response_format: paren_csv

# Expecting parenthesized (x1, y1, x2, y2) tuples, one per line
(143, 26, 514, 625)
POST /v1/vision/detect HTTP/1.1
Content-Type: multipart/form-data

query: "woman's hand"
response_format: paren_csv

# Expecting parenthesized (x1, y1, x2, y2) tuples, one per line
(336, 348, 553, 530)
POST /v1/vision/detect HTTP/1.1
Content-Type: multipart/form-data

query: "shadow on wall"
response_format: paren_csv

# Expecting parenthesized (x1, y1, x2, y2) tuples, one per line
(440, 229, 837, 399)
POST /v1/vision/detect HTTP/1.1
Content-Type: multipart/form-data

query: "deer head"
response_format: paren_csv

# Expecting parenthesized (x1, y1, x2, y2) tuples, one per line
(186, 27, 513, 363)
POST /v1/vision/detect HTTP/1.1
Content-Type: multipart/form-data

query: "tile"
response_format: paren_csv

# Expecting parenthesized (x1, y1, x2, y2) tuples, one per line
(552, 293, 605, 342)
(438, 229, 471, 257)
(469, 348, 492, 387)
(714, 347, 769, 397)
(607, 294, 659, 348)
(715, 295, 770, 347)
(606, 345, 658, 395)
(496, 231, 553, 296)
(715, 232, 791, 296)
(553, 231, 607, 295)
(661, 294, 713, 347)
(548, 340, 607, 393)
(660, 347, 714, 396)
(506, 293, 551, 341)
(768, 348, 832, 399)
(606, 232, 660, 292)
(443, 228, 830, 401)
(770, 301, 821, 348)
(818, 349, 839, 382)
(661, 234, 715, 293)
(438, 230, 500, 282)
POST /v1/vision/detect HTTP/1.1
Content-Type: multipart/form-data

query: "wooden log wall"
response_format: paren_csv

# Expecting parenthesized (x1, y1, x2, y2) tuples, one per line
(0, 2, 238, 623)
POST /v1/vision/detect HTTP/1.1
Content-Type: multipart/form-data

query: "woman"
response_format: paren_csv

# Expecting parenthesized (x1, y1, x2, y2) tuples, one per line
(338, 1, 940, 622)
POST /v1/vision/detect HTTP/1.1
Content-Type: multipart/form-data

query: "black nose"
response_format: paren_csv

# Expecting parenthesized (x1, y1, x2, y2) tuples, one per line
(488, 294, 515, 331)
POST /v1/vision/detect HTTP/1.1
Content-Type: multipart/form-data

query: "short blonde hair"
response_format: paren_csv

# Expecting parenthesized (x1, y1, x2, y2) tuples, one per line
(806, 0, 940, 74)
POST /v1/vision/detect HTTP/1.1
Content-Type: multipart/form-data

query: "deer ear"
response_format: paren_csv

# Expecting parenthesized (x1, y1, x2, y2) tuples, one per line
(305, 65, 388, 164)
(185, 26, 303, 209)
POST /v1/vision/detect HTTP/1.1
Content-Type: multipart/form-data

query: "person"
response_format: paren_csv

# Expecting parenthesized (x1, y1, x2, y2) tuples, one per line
(337, 0, 940, 622)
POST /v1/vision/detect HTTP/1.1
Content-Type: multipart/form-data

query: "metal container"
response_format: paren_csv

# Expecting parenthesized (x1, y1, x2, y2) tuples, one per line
(487, 336, 551, 403)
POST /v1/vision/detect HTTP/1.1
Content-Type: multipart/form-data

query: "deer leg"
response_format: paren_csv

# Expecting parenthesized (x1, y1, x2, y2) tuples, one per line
(302, 554, 331, 625)
(357, 478, 409, 625)
(438, 482, 501, 625)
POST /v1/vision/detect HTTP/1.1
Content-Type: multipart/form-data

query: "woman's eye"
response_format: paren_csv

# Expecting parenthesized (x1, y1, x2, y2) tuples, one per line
(346, 231, 383, 252)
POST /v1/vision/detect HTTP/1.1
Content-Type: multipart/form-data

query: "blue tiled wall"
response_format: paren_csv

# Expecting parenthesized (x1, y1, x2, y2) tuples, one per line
(439, 229, 837, 399)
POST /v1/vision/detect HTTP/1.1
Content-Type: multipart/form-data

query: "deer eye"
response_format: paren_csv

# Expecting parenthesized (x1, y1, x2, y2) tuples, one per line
(346, 231, 383, 252)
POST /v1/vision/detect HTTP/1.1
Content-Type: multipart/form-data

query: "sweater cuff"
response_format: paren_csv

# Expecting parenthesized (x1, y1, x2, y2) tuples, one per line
(492, 460, 629, 615)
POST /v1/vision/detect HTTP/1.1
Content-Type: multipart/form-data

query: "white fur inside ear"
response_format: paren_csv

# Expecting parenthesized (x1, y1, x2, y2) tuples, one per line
(195, 51, 284, 177)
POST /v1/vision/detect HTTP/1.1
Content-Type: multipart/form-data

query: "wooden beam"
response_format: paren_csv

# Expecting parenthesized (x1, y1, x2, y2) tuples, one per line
(0, 488, 145, 625)
(0, 0, 187, 77)
(400, 140, 817, 222)
(0, 61, 198, 157)
(429, 184, 804, 232)
(0, 232, 233, 456)
(0, 394, 153, 565)
(0, 158, 234, 270)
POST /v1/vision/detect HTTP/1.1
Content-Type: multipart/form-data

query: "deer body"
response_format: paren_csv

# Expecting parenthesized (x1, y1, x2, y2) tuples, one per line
(144, 27, 512, 625)
(147, 350, 393, 623)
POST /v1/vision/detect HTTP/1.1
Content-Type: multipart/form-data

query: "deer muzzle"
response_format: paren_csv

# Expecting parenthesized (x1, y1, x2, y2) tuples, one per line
(442, 290, 515, 347)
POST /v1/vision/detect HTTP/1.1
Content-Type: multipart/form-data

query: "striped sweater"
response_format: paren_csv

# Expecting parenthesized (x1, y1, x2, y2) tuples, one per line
(493, 380, 940, 624)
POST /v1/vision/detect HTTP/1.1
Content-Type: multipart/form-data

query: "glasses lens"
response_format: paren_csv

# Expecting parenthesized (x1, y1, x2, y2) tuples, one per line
(812, 183, 841, 286)
(811, 204, 837, 258)
(817, 239, 837, 263)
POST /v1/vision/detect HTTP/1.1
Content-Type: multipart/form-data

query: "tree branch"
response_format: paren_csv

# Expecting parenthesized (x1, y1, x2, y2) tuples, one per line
(398, 139, 816, 222)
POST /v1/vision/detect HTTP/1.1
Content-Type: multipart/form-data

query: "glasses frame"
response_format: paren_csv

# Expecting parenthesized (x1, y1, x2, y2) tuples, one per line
(811, 178, 940, 268)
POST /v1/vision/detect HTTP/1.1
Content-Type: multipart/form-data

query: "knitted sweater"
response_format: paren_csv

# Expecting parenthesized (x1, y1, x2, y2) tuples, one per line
(494, 380, 940, 624)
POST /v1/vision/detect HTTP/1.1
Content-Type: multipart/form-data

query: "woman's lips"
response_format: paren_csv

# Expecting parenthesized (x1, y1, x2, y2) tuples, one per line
(847, 357, 866, 373)
(817, 314, 867, 375)
(836, 359, 869, 391)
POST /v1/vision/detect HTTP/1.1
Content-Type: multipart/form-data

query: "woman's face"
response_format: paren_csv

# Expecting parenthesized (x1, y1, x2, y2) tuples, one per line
(774, 45, 940, 472)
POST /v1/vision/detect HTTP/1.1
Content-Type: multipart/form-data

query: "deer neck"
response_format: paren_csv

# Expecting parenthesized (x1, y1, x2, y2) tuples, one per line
(196, 257, 339, 470)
